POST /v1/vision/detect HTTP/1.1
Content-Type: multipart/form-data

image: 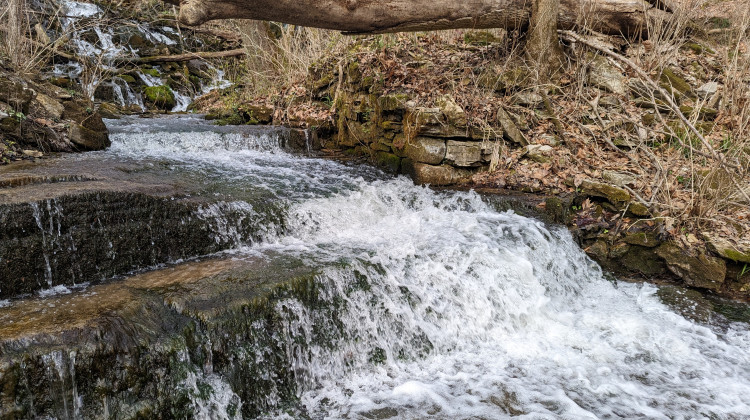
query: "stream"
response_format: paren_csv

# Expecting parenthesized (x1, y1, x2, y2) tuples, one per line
(1, 116, 749, 419)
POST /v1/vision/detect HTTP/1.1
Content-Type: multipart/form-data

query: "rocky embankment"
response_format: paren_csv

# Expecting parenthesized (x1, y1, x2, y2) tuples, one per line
(0, 68, 110, 161)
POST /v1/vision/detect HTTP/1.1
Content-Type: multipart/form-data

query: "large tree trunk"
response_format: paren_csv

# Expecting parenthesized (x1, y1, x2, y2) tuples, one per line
(526, 0, 565, 79)
(165, 0, 669, 37)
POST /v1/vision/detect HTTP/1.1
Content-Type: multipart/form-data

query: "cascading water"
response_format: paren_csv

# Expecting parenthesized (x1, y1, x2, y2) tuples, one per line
(98, 117, 750, 418)
(47, 1, 231, 112)
(2, 116, 749, 419)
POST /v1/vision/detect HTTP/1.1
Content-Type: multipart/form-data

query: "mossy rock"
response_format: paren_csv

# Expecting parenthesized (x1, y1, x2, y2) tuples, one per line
(618, 245, 666, 276)
(659, 68, 696, 99)
(377, 93, 409, 113)
(128, 34, 152, 50)
(703, 234, 750, 264)
(143, 85, 176, 110)
(578, 180, 631, 203)
(679, 105, 718, 121)
(375, 151, 401, 173)
(544, 197, 570, 224)
(623, 231, 661, 248)
(69, 123, 111, 150)
(214, 113, 245, 126)
(97, 102, 121, 119)
(119, 74, 137, 84)
(655, 242, 727, 290)
(48, 76, 73, 89)
(244, 105, 274, 125)
(346, 61, 362, 85)
(464, 30, 502, 46)
(0, 117, 20, 134)
(681, 42, 715, 55)
(627, 201, 651, 217)
(141, 68, 161, 78)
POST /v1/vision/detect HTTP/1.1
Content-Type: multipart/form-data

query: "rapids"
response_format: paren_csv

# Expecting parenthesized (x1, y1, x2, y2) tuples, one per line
(3, 116, 750, 419)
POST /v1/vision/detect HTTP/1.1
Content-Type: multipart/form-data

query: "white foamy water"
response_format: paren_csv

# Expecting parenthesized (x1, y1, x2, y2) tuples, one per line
(262, 183, 750, 419)
(102, 117, 750, 419)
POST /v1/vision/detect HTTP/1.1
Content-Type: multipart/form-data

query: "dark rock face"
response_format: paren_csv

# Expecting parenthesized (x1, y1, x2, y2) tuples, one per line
(0, 191, 223, 299)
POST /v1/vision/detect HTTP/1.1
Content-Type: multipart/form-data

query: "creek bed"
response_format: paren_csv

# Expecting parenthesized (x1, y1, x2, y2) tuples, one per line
(1, 115, 749, 419)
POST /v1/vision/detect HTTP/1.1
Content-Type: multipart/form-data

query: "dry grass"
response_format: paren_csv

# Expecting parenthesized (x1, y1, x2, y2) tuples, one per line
(232, 21, 351, 99)
(0, 0, 38, 73)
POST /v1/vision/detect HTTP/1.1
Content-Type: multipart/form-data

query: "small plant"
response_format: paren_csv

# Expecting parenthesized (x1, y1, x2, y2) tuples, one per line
(9, 109, 26, 122)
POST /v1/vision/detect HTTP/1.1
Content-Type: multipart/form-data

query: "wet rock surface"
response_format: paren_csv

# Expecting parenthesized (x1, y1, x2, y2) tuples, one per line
(0, 146, 284, 299)
(0, 256, 326, 419)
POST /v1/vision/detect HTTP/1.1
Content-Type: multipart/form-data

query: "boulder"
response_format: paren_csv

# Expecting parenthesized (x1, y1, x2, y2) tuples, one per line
(524, 144, 553, 163)
(436, 94, 467, 127)
(513, 91, 543, 108)
(697, 81, 719, 99)
(69, 123, 111, 151)
(587, 55, 626, 95)
(245, 104, 274, 124)
(405, 161, 473, 186)
(445, 140, 482, 167)
(0, 77, 36, 114)
(143, 85, 176, 110)
(602, 170, 637, 187)
(578, 179, 631, 203)
(405, 137, 446, 165)
(496, 107, 528, 146)
(623, 231, 661, 248)
(627, 202, 651, 217)
(618, 244, 666, 276)
(31, 92, 65, 120)
(375, 151, 401, 173)
(655, 242, 727, 290)
(702, 234, 750, 264)
(97, 103, 122, 119)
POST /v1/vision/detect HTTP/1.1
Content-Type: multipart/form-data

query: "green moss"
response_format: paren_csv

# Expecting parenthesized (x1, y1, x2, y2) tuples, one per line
(464, 30, 502, 46)
(143, 85, 176, 110)
(682, 42, 714, 55)
(214, 113, 245, 126)
(377, 93, 409, 112)
(141, 68, 161, 78)
(679, 105, 718, 121)
(724, 249, 750, 263)
(623, 232, 661, 248)
(375, 151, 401, 173)
(659, 68, 695, 99)
(709, 17, 731, 29)
(119, 74, 136, 84)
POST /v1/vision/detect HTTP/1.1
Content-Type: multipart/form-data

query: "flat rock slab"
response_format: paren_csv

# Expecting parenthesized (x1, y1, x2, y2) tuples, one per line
(0, 157, 278, 299)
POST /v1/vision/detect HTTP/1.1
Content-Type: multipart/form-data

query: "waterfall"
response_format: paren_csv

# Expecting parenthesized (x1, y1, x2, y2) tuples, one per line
(104, 117, 750, 418)
(48, 0, 233, 113)
(2, 117, 748, 419)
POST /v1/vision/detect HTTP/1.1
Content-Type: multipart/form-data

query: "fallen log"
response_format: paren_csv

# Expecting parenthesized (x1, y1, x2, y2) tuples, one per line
(163, 0, 670, 37)
(117, 48, 246, 64)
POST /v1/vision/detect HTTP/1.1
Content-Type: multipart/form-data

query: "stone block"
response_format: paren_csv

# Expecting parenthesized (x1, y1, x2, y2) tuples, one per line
(405, 137, 446, 165)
